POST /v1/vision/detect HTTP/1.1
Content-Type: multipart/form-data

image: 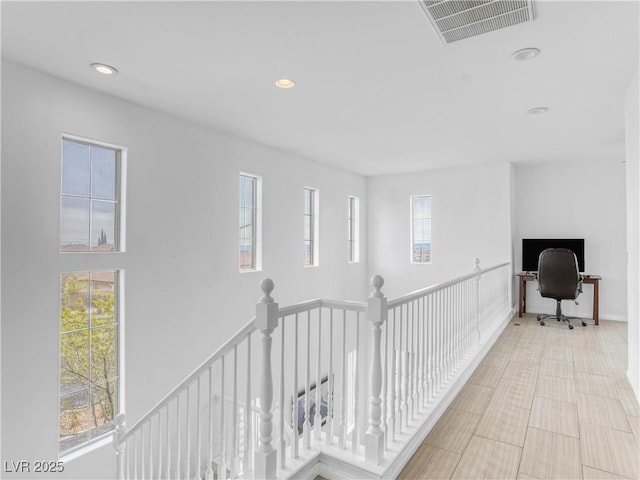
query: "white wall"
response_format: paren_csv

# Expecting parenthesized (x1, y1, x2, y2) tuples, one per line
(0, 61, 368, 478)
(515, 161, 627, 321)
(625, 66, 639, 399)
(367, 163, 513, 299)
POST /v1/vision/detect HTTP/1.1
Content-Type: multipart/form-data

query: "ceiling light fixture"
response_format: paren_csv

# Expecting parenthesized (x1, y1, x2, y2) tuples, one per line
(527, 106, 549, 115)
(91, 63, 118, 75)
(275, 78, 295, 89)
(511, 47, 541, 61)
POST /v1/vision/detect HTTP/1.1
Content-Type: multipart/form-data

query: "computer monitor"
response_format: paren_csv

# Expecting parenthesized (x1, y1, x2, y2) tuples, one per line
(522, 238, 585, 272)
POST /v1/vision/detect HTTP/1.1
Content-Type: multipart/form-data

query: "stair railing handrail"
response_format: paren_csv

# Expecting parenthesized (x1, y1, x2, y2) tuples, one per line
(116, 297, 368, 446)
(387, 261, 510, 308)
(117, 316, 258, 444)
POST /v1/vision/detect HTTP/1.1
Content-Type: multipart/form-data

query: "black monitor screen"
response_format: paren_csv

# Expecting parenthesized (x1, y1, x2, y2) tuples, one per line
(522, 238, 585, 272)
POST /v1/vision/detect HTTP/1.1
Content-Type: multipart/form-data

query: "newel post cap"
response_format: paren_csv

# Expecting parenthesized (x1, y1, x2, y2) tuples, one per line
(370, 275, 385, 298)
(473, 258, 481, 273)
(260, 278, 275, 304)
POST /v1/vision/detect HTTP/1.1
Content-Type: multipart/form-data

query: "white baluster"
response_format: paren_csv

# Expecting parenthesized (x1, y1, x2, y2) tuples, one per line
(133, 431, 138, 480)
(232, 346, 238, 477)
(327, 309, 334, 446)
(279, 323, 286, 468)
(254, 279, 278, 480)
(365, 275, 386, 465)
(314, 309, 322, 443)
(220, 356, 226, 480)
(304, 311, 311, 450)
(339, 309, 347, 449)
(197, 376, 202, 480)
(246, 333, 253, 475)
(205, 367, 213, 480)
(382, 312, 389, 450)
(473, 258, 481, 345)
(291, 314, 299, 460)
(352, 311, 360, 454)
(397, 306, 403, 434)
(403, 303, 409, 429)
(186, 387, 191, 480)
(390, 309, 397, 442)
(141, 422, 146, 480)
(148, 420, 153, 480)
(113, 413, 126, 480)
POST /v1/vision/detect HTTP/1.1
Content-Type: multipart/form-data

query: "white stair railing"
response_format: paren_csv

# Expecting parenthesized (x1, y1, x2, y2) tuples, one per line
(113, 259, 512, 479)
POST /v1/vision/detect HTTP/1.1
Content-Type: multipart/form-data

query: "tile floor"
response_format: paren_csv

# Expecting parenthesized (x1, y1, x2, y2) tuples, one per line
(398, 314, 639, 480)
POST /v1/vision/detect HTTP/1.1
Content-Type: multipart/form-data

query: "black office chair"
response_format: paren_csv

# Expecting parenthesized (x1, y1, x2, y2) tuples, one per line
(535, 248, 586, 329)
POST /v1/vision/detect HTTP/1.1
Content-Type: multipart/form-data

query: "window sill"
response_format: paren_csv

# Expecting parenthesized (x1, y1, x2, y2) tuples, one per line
(59, 434, 112, 463)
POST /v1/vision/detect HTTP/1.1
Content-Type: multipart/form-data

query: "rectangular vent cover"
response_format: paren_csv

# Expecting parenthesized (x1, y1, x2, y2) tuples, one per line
(419, 0, 535, 44)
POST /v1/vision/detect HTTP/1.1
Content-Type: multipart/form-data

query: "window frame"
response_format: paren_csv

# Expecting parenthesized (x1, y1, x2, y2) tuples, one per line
(60, 136, 125, 253)
(410, 194, 432, 264)
(347, 195, 360, 263)
(239, 172, 262, 272)
(303, 187, 319, 267)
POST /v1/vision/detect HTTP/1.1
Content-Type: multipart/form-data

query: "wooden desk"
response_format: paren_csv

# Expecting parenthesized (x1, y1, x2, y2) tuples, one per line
(517, 272, 601, 325)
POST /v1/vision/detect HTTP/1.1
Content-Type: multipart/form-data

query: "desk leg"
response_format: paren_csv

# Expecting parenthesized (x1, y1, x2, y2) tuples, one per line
(519, 276, 525, 318)
(593, 280, 599, 326)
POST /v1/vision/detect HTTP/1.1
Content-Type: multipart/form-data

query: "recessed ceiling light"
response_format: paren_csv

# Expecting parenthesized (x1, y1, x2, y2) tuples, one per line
(527, 106, 549, 115)
(91, 63, 118, 75)
(511, 48, 540, 61)
(275, 78, 295, 89)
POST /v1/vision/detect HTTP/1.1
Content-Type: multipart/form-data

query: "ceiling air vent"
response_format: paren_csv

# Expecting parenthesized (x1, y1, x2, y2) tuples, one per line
(419, 0, 535, 44)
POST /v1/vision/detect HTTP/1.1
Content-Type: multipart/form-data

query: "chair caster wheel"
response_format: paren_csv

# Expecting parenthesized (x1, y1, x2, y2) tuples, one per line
(557, 318, 560, 322)
(582, 322, 587, 327)
(540, 321, 545, 326)
(537, 315, 542, 321)
(569, 324, 574, 329)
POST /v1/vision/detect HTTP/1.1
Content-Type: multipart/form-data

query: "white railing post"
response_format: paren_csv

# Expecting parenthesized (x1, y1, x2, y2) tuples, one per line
(113, 413, 126, 480)
(365, 275, 386, 465)
(254, 279, 279, 480)
(473, 258, 482, 344)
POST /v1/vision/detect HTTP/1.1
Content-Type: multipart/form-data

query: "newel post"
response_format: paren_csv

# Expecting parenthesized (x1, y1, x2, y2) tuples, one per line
(254, 279, 279, 480)
(473, 258, 482, 344)
(113, 413, 126, 480)
(365, 275, 387, 465)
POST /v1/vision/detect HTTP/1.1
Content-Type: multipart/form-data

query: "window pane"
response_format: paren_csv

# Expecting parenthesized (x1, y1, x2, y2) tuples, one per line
(60, 331, 89, 395)
(59, 389, 90, 450)
(90, 326, 117, 383)
(240, 239, 254, 270)
(90, 382, 118, 439)
(304, 215, 312, 241)
(412, 197, 423, 219)
(304, 241, 313, 265)
(240, 176, 254, 207)
(62, 140, 90, 196)
(91, 200, 116, 251)
(91, 147, 116, 200)
(423, 196, 431, 216)
(90, 272, 116, 327)
(240, 208, 253, 239)
(61, 273, 89, 332)
(305, 189, 312, 213)
(61, 196, 90, 252)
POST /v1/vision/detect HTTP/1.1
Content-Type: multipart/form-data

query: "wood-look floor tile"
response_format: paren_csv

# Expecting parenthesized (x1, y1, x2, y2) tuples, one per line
(493, 376, 536, 410)
(542, 344, 573, 362)
(424, 408, 480, 454)
(468, 365, 504, 389)
(519, 427, 582, 480)
(575, 371, 620, 398)
(475, 401, 529, 447)
(450, 383, 494, 415)
(528, 396, 579, 438)
(451, 435, 521, 480)
(481, 350, 511, 370)
(510, 346, 543, 364)
(580, 422, 640, 479)
(538, 357, 574, 380)
(576, 393, 631, 432)
(502, 361, 538, 383)
(398, 443, 462, 479)
(535, 374, 577, 404)
(628, 415, 639, 441)
(582, 465, 627, 479)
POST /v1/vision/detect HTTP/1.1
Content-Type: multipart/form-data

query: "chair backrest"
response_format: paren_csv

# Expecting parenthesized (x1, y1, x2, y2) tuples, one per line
(537, 248, 582, 300)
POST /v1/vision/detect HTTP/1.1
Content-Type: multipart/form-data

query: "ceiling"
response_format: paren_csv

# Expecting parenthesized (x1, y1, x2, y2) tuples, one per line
(2, 1, 638, 176)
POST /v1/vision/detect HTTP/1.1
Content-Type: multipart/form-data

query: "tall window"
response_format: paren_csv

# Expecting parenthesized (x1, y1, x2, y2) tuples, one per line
(239, 173, 261, 271)
(60, 138, 121, 252)
(59, 136, 124, 454)
(304, 187, 319, 266)
(411, 195, 432, 263)
(59, 271, 120, 453)
(347, 196, 360, 263)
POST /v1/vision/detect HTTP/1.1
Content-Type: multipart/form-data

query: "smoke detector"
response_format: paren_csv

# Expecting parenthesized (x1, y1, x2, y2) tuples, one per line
(419, 0, 535, 44)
